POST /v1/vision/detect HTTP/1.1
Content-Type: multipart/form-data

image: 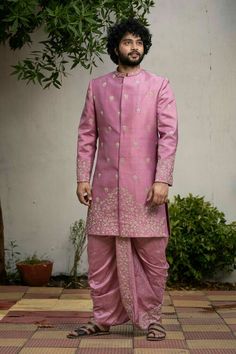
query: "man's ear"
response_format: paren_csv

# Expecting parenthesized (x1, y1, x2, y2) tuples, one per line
(114, 47, 118, 56)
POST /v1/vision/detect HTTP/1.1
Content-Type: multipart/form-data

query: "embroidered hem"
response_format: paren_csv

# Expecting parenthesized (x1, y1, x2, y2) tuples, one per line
(86, 187, 168, 237)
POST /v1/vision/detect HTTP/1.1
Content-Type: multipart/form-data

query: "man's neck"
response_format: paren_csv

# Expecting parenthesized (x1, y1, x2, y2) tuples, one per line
(117, 64, 141, 75)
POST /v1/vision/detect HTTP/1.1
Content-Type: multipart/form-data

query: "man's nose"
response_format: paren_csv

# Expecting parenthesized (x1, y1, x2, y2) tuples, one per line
(131, 42, 138, 50)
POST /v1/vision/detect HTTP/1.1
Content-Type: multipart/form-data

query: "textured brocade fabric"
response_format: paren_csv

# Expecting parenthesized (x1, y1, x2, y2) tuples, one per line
(85, 187, 168, 237)
(155, 155, 176, 186)
(76, 158, 91, 182)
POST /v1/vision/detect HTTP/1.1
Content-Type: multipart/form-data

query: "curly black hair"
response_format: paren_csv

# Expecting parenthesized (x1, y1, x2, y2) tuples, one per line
(107, 18, 152, 64)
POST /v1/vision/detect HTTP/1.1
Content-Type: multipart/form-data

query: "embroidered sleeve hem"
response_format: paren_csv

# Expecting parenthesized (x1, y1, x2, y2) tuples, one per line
(77, 158, 91, 182)
(154, 155, 175, 186)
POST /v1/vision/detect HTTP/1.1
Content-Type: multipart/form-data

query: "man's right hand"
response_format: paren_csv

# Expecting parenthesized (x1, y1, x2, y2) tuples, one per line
(76, 182, 92, 206)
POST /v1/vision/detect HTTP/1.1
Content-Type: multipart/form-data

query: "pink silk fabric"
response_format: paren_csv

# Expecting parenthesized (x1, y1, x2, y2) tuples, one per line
(87, 234, 169, 330)
(76, 68, 178, 238)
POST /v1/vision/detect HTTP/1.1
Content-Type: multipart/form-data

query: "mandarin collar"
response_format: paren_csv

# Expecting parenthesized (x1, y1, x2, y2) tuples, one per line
(114, 67, 143, 78)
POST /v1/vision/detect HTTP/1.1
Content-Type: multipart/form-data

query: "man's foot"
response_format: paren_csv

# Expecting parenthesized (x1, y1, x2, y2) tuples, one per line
(146, 323, 166, 341)
(67, 321, 110, 338)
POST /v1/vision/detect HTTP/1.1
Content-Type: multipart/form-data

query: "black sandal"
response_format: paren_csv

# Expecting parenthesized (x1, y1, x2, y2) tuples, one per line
(147, 323, 166, 341)
(67, 321, 110, 338)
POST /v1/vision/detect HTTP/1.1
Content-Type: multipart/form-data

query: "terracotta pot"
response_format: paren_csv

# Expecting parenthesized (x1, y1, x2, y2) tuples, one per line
(16, 261, 53, 286)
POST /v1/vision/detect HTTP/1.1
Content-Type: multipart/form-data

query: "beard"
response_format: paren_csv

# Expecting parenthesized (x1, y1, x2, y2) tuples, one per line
(117, 49, 144, 67)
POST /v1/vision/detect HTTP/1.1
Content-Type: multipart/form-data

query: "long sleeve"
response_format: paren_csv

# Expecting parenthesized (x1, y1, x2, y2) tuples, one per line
(76, 80, 98, 182)
(155, 78, 178, 186)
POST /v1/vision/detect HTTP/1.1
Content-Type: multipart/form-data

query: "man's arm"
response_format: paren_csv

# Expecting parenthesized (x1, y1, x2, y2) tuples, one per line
(147, 78, 178, 206)
(76, 80, 98, 206)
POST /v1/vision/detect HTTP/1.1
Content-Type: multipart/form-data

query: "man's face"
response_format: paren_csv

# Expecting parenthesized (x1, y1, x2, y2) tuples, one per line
(116, 32, 145, 67)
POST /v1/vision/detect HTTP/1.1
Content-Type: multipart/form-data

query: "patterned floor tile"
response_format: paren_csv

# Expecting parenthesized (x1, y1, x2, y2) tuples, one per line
(162, 306, 176, 313)
(184, 331, 235, 339)
(163, 319, 180, 325)
(186, 339, 236, 349)
(182, 324, 230, 332)
(171, 296, 208, 301)
(79, 338, 132, 348)
(60, 294, 91, 300)
(31, 330, 71, 338)
(0, 286, 28, 292)
(211, 302, 236, 308)
(62, 289, 90, 294)
(134, 350, 190, 354)
(0, 293, 24, 301)
(223, 318, 236, 324)
(0, 301, 17, 310)
(26, 288, 63, 294)
(189, 350, 236, 354)
(207, 295, 236, 301)
(0, 310, 9, 318)
(134, 339, 188, 348)
(175, 307, 210, 313)
(75, 349, 133, 354)
(219, 311, 236, 318)
(53, 300, 93, 311)
(25, 338, 80, 347)
(0, 348, 20, 354)
(173, 300, 211, 308)
(19, 348, 76, 353)
(0, 324, 38, 330)
(169, 291, 205, 296)
(177, 312, 220, 319)
(0, 330, 35, 338)
(10, 299, 59, 311)
(179, 318, 225, 325)
(23, 294, 59, 299)
(228, 324, 236, 331)
(0, 338, 28, 346)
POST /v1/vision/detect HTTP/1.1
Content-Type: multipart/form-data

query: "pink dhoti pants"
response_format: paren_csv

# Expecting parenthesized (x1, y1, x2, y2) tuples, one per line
(87, 235, 169, 330)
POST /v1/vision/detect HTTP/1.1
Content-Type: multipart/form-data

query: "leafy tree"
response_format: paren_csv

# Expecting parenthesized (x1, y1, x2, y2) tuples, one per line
(0, 0, 155, 88)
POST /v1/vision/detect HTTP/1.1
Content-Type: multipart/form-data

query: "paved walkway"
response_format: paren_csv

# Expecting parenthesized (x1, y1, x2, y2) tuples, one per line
(0, 286, 236, 353)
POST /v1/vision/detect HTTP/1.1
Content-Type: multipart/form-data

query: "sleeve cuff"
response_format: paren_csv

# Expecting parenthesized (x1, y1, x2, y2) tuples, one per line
(155, 155, 175, 186)
(76, 158, 91, 182)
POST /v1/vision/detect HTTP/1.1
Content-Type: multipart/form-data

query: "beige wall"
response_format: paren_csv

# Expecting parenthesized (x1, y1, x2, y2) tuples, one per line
(0, 0, 235, 280)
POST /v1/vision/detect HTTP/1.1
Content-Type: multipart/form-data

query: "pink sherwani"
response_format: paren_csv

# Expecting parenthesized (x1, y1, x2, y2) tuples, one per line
(77, 68, 178, 238)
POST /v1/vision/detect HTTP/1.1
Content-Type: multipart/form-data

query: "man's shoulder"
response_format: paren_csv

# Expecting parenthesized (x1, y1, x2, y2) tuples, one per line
(143, 69, 168, 83)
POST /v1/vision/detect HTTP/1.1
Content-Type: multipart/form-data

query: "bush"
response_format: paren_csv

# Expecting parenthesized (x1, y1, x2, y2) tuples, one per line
(167, 194, 236, 285)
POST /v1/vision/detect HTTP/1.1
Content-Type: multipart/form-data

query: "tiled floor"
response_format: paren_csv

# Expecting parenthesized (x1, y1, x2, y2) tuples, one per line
(0, 286, 235, 353)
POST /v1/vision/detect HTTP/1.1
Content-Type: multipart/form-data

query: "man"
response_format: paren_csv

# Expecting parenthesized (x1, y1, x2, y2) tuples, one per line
(68, 18, 178, 341)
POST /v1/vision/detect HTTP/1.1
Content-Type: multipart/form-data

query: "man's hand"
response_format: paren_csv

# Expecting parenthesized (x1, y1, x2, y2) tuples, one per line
(76, 182, 92, 206)
(146, 182, 169, 206)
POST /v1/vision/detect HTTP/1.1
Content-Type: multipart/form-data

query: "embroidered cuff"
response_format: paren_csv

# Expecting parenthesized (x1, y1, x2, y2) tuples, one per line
(155, 155, 175, 186)
(77, 158, 91, 182)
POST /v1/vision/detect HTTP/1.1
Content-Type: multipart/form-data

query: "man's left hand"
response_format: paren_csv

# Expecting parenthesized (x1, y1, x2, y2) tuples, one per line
(146, 182, 169, 206)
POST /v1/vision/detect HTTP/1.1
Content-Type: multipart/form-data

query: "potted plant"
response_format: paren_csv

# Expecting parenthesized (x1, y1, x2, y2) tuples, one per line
(16, 253, 53, 286)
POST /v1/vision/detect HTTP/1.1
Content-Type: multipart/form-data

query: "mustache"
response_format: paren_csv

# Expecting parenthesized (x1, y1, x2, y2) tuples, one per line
(128, 51, 140, 56)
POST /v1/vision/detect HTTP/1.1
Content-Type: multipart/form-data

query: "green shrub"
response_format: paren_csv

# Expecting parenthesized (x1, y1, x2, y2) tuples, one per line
(167, 194, 236, 285)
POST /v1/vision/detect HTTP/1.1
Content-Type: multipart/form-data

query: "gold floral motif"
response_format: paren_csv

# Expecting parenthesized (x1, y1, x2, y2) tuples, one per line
(155, 155, 175, 185)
